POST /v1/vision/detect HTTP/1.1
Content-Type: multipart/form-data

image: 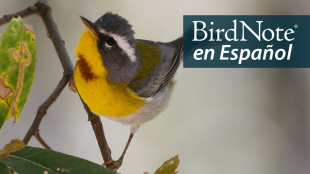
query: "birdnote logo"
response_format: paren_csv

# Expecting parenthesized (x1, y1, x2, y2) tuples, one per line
(183, 15, 310, 68)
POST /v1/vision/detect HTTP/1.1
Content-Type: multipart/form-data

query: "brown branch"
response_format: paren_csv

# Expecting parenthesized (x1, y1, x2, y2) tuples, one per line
(34, 131, 52, 150)
(34, 0, 74, 74)
(23, 73, 71, 144)
(20, 0, 74, 146)
(0, 0, 74, 74)
(1, 0, 114, 169)
(81, 99, 113, 165)
(0, 5, 38, 26)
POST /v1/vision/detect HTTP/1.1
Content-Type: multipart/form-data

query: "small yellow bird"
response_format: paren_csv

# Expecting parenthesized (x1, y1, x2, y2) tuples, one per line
(74, 12, 182, 164)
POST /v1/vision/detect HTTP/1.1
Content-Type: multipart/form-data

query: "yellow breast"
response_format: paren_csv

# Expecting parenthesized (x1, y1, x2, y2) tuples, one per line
(74, 31, 146, 117)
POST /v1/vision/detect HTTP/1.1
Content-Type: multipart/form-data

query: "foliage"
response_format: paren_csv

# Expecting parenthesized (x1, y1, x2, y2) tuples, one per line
(0, 138, 25, 158)
(0, 16, 36, 130)
(154, 155, 179, 174)
(0, 144, 116, 174)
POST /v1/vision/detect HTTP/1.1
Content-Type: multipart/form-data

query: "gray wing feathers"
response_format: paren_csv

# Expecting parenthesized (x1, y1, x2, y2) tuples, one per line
(132, 38, 182, 97)
(154, 38, 182, 95)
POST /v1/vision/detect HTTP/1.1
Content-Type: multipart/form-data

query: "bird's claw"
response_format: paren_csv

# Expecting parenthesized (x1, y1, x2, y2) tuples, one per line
(102, 158, 123, 172)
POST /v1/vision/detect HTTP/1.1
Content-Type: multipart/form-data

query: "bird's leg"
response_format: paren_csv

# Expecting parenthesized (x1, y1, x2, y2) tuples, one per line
(118, 124, 140, 163)
(118, 133, 134, 162)
(102, 133, 134, 171)
(102, 125, 140, 171)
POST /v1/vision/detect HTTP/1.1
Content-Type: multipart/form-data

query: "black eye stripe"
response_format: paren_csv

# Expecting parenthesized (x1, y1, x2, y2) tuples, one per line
(106, 37, 116, 46)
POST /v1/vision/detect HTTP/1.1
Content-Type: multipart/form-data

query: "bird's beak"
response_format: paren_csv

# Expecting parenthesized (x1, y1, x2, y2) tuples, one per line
(80, 16, 99, 40)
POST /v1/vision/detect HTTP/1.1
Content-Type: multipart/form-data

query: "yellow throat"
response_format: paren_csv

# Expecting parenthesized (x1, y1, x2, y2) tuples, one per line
(74, 31, 146, 117)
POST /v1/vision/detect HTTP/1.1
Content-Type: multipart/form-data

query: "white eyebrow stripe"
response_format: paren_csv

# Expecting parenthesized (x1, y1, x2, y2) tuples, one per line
(99, 28, 137, 62)
(111, 34, 137, 62)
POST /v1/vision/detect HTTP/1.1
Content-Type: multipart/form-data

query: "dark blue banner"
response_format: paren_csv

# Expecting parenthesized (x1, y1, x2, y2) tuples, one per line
(183, 15, 310, 68)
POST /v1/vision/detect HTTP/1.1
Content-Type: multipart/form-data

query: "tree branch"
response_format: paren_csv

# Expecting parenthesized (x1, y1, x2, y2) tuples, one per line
(34, 130, 52, 150)
(0, 0, 74, 75)
(0, 0, 114, 168)
(35, 0, 74, 74)
(81, 100, 113, 164)
(0, 5, 38, 26)
(23, 73, 71, 145)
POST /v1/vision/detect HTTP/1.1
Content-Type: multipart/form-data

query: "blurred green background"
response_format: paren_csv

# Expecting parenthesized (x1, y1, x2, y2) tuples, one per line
(1, 0, 310, 174)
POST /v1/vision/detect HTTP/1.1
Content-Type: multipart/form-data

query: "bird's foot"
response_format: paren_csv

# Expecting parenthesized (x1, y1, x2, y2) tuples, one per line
(102, 158, 123, 172)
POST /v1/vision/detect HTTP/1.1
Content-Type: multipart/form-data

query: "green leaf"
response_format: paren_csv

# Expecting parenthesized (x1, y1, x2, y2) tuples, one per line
(0, 162, 10, 174)
(0, 146, 116, 174)
(0, 138, 25, 158)
(154, 155, 180, 174)
(0, 16, 36, 130)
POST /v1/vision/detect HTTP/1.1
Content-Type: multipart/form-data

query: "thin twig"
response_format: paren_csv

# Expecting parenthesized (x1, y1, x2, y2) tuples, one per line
(34, 131, 52, 150)
(81, 100, 113, 164)
(1, 0, 114, 169)
(23, 73, 71, 145)
(35, 0, 74, 74)
(22, 0, 74, 147)
(0, 5, 38, 26)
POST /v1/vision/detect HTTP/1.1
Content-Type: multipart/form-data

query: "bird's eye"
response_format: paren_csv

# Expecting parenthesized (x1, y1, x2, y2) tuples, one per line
(105, 37, 116, 47)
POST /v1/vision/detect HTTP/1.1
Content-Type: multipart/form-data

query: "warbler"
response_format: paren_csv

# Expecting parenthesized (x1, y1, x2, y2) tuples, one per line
(73, 12, 182, 165)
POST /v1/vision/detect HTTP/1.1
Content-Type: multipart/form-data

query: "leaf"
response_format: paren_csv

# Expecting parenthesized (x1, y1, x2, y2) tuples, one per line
(0, 162, 11, 174)
(0, 138, 25, 158)
(0, 146, 116, 174)
(154, 155, 180, 174)
(0, 16, 36, 130)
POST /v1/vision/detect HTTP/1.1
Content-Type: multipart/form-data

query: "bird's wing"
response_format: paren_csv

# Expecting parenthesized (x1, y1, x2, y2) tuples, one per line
(128, 38, 182, 98)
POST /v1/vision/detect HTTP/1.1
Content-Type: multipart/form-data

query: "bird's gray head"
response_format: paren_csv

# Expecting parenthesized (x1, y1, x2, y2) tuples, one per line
(80, 12, 140, 83)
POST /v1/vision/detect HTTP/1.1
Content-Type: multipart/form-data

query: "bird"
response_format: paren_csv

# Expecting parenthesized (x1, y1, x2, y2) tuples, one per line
(73, 12, 182, 168)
